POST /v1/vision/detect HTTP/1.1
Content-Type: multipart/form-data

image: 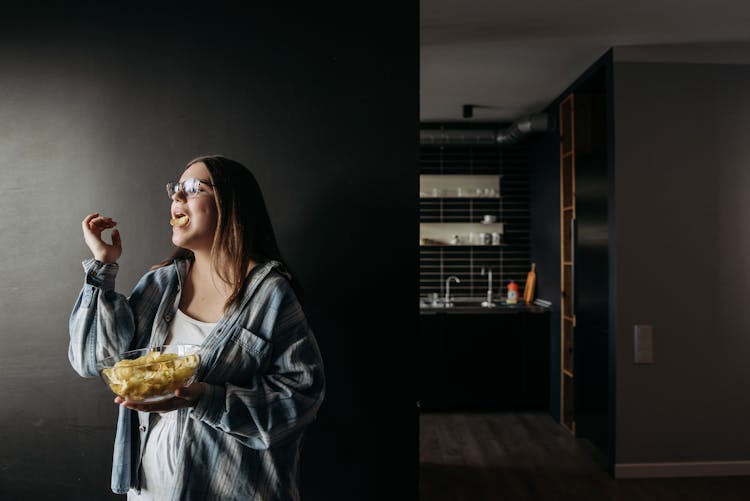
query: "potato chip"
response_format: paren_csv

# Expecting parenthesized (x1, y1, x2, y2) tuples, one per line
(170, 215, 189, 227)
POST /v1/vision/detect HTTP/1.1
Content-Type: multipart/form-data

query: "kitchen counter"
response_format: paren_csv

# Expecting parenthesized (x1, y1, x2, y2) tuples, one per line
(419, 301, 548, 315)
(419, 299, 550, 411)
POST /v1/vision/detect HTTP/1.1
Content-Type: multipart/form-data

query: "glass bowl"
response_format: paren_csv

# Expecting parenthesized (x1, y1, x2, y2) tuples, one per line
(97, 344, 201, 402)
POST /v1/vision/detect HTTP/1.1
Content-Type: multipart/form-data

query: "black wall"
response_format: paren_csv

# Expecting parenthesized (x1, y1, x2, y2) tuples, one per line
(0, 4, 417, 500)
(419, 136, 532, 299)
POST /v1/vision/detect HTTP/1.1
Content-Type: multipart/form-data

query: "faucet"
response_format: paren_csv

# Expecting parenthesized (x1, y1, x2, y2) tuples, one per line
(481, 267, 496, 308)
(445, 276, 460, 307)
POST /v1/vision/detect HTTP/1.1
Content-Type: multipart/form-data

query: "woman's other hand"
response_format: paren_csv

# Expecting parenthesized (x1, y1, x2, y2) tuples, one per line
(114, 382, 205, 413)
(82, 212, 122, 263)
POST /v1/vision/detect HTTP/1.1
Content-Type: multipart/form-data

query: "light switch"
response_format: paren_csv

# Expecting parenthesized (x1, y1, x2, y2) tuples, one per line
(634, 325, 654, 364)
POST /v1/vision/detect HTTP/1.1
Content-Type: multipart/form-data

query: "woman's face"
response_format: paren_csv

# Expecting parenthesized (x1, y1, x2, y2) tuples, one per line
(170, 161, 219, 253)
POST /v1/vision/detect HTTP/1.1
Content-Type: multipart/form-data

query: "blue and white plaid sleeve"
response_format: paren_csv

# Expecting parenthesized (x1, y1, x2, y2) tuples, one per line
(68, 258, 137, 377)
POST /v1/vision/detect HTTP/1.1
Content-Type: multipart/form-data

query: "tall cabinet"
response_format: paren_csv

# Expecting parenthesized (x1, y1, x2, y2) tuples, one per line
(557, 62, 610, 463)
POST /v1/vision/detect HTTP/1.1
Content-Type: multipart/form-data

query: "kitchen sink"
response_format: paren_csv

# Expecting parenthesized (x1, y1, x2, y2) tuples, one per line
(451, 297, 494, 304)
(419, 296, 504, 309)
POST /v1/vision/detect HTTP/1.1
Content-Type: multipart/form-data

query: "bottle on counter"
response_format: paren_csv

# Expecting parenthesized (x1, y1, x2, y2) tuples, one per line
(507, 281, 518, 305)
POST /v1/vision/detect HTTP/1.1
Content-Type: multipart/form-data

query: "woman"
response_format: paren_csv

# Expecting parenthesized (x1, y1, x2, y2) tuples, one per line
(69, 155, 325, 500)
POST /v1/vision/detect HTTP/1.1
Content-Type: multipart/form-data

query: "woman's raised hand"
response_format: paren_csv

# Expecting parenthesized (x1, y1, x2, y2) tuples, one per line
(82, 212, 122, 264)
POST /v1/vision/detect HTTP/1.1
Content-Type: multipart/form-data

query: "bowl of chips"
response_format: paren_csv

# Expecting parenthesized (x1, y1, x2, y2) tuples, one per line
(97, 345, 201, 402)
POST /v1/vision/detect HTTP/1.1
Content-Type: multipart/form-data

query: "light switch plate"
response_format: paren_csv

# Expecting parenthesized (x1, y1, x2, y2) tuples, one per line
(634, 324, 654, 364)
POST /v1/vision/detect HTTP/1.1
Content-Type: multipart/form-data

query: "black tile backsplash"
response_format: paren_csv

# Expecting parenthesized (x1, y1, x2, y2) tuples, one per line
(419, 137, 531, 299)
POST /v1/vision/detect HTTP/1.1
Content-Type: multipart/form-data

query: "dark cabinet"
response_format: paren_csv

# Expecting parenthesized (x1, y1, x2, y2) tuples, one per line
(522, 311, 551, 409)
(419, 310, 549, 411)
(561, 70, 611, 458)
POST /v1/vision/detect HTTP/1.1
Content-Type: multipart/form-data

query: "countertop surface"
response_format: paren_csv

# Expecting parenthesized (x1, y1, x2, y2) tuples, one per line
(419, 298, 549, 315)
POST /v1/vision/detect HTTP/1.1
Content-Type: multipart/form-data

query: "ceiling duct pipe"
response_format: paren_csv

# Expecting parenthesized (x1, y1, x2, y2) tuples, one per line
(495, 113, 550, 145)
(420, 113, 550, 145)
(419, 129, 498, 145)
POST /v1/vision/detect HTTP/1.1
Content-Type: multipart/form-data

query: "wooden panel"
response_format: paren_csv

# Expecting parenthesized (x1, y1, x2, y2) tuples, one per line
(560, 93, 576, 435)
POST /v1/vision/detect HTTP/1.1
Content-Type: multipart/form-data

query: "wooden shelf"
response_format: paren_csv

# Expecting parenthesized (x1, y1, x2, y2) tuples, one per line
(419, 174, 502, 199)
(560, 93, 576, 435)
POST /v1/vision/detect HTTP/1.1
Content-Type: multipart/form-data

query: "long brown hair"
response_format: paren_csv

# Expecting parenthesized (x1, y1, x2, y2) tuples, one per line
(153, 155, 289, 309)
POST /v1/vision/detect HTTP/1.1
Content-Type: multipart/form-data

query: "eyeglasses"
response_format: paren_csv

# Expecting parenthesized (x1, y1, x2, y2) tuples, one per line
(166, 178, 215, 199)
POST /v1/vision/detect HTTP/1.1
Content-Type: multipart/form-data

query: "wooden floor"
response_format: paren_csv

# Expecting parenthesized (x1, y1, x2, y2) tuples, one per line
(420, 412, 750, 501)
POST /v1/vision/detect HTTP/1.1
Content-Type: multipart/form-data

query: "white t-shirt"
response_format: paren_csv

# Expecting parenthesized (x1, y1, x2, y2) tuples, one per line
(128, 309, 216, 501)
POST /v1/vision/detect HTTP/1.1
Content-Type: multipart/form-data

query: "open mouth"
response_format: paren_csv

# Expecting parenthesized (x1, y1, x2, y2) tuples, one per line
(170, 213, 190, 227)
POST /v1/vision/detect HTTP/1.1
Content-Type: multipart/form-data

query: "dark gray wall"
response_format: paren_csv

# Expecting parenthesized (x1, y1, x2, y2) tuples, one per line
(613, 61, 750, 464)
(0, 5, 417, 500)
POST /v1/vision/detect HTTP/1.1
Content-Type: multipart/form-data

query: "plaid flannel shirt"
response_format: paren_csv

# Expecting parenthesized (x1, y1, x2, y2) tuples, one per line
(69, 258, 325, 500)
